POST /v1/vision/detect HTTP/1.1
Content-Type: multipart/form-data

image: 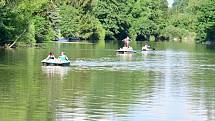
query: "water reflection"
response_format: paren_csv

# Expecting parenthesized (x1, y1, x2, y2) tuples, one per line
(116, 53, 133, 61)
(41, 66, 71, 80)
(54, 70, 157, 121)
(141, 50, 156, 57)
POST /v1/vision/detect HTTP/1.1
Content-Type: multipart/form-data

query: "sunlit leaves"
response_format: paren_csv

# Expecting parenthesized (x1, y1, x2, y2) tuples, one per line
(59, 5, 105, 40)
(172, 0, 215, 42)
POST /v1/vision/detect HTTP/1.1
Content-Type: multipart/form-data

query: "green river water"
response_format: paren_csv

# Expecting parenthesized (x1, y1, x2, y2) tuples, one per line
(0, 42, 214, 121)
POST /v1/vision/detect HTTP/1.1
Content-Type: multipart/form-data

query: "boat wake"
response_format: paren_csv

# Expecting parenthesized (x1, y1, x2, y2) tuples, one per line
(69, 51, 192, 72)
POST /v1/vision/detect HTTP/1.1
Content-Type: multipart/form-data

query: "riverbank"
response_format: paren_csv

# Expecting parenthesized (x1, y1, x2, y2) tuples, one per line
(0, 41, 94, 49)
(1, 42, 45, 49)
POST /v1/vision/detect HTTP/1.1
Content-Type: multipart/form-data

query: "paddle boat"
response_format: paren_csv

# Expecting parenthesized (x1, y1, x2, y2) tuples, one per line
(141, 48, 155, 51)
(141, 44, 155, 51)
(41, 59, 70, 66)
(141, 48, 155, 56)
(116, 47, 136, 54)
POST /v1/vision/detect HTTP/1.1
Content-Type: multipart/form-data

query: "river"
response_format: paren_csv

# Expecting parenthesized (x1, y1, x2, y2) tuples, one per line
(0, 42, 214, 121)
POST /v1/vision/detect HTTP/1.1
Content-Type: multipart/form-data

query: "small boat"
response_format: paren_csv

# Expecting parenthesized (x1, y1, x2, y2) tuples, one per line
(116, 47, 136, 54)
(41, 59, 70, 66)
(141, 44, 155, 51)
(55, 37, 80, 42)
(141, 48, 156, 55)
(141, 48, 155, 51)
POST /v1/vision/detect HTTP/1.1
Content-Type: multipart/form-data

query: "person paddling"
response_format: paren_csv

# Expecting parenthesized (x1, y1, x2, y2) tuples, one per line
(58, 52, 69, 61)
(46, 52, 56, 60)
(142, 43, 151, 51)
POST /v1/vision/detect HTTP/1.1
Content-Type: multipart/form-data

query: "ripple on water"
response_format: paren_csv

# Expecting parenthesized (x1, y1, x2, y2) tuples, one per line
(1, 48, 215, 121)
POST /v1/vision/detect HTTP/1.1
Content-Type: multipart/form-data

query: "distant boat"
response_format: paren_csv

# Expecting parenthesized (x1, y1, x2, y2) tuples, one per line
(141, 45, 155, 51)
(54, 37, 80, 42)
(41, 59, 70, 66)
(116, 47, 136, 54)
(68, 37, 80, 42)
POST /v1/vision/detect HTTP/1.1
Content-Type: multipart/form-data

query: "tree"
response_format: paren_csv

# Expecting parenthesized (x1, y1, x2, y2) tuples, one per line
(195, 0, 215, 43)
(59, 5, 105, 41)
(128, 0, 168, 41)
(171, 0, 215, 43)
(0, 5, 28, 46)
(93, 0, 125, 40)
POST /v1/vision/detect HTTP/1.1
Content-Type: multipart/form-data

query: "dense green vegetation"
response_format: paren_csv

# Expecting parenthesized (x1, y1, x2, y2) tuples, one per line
(168, 0, 215, 43)
(0, 0, 214, 47)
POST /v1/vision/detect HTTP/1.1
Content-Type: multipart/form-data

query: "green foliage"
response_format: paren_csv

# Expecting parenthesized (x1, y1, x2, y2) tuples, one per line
(195, 1, 215, 43)
(172, 0, 189, 12)
(33, 16, 55, 42)
(0, 0, 51, 45)
(22, 21, 36, 43)
(169, 13, 197, 31)
(79, 14, 105, 41)
(93, 0, 123, 40)
(60, 5, 105, 41)
(59, 5, 81, 38)
(0, 6, 27, 44)
(93, 0, 168, 41)
(128, 0, 168, 41)
(170, 0, 215, 43)
(1, 0, 214, 46)
(161, 25, 189, 41)
(0, 0, 169, 45)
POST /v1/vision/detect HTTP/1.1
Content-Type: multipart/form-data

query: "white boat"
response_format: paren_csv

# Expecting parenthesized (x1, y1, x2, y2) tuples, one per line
(141, 48, 155, 51)
(116, 47, 136, 54)
(41, 59, 70, 66)
(141, 45, 155, 51)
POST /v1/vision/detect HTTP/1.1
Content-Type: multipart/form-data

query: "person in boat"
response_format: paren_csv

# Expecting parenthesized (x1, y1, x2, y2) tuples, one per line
(142, 43, 151, 51)
(58, 52, 69, 61)
(46, 52, 56, 60)
(122, 36, 130, 47)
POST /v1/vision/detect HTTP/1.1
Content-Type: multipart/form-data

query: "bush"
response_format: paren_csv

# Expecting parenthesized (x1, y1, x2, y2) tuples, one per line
(60, 5, 105, 41)
(33, 16, 55, 42)
(161, 25, 190, 41)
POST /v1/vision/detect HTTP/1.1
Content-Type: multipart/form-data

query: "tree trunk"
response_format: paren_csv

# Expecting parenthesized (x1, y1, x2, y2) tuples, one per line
(9, 29, 26, 48)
